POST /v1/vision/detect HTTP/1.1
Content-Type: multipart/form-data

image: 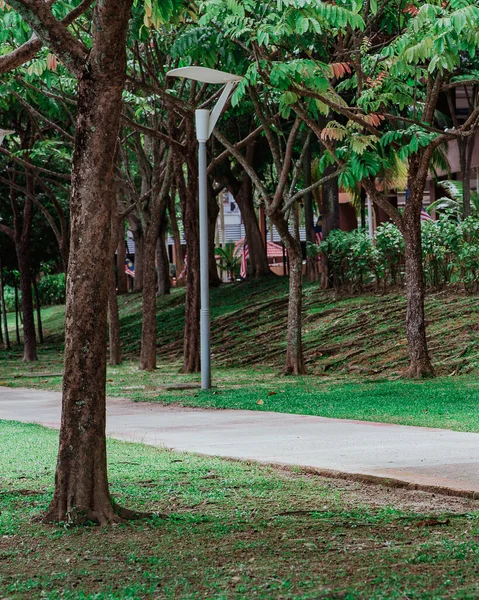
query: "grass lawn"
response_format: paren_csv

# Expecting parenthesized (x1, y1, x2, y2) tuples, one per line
(2, 281, 479, 432)
(2, 420, 479, 599)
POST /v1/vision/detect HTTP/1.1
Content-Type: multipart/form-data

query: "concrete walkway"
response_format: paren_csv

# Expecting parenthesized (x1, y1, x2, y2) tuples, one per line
(1, 387, 479, 495)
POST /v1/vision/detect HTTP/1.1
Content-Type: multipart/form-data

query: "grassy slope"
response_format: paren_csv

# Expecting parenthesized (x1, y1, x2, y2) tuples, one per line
(2, 280, 479, 431)
(2, 421, 479, 599)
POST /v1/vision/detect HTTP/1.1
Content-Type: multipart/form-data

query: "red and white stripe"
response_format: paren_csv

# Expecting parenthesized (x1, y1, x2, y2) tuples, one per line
(240, 243, 249, 279)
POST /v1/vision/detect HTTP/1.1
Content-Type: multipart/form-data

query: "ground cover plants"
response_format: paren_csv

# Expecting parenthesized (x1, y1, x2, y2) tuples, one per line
(1, 420, 479, 599)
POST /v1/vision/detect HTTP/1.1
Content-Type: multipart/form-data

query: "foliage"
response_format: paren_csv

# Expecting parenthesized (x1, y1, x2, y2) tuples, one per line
(429, 180, 479, 218)
(36, 272, 66, 306)
(318, 229, 378, 292)
(375, 222, 405, 287)
(215, 243, 241, 281)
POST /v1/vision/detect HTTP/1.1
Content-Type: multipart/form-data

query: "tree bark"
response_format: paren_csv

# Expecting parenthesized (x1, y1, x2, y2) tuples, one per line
(16, 245, 37, 361)
(0, 259, 10, 350)
(156, 212, 171, 296)
(44, 0, 135, 525)
(108, 257, 122, 366)
(139, 227, 158, 371)
(320, 168, 339, 289)
(270, 209, 306, 375)
(403, 159, 434, 378)
(234, 177, 270, 278)
(168, 191, 184, 278)
(303, 138, 318, 282)
(32, 276, 43, 344)
(176, 147, 200, 374)
(208, 185, 221, 288)
(14, 279, 20, 344)
(132, 225, 144, 292)
(116, 219, 127, 295)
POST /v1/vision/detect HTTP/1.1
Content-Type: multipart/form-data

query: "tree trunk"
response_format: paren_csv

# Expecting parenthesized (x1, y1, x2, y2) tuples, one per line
(32, 276, 43, 344)
(108, 257, 122, 366)
(235, 178, 270, 278)
(139, 226, 158, 371)
(320, 168, 339, 289)
(303, 139, 318, 282)
(176, 149, 200, 374)
(270, 209, 306, 375)
(116, 219, 128, 295)
(44, 0, 136, 525)
(0, 259, 10, 350)
(168, 191, 184, 278)
(403, 166, 434, 379)
(14, 279, 20, 344)
(208, 186, 222, 288)
(132, 226, 144, 292)
(16, 245, 37, 361)
(156, 213, 171, 296)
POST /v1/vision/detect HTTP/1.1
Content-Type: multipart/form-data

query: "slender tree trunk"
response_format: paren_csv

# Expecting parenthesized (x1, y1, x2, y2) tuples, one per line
(139, 227, 158, 371)
(16, 245, 37, 361)
(208, 186, 221, 288)
(156, 213, 171, 296)
(303, 138, 318, 282)
(320, 169, 339, 289)
(168, 191, 184, 277)
(235, 178, 270, 278)
(32, 276, 43, 344)
(403, 163, 434, 378)
(132, 227, 144, 292)
(116, 219, 127, 295)
(271, 209, 306, 375)
(14, 280, 20, 344)
(176, 149, 200, 374)
(108, 257, 122, 366)
(44, 0, 136, 525)
(0, 259, 10, 350)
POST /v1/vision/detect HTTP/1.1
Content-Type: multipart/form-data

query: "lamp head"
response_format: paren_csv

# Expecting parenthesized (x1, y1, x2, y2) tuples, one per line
(166, 66, 242, 85)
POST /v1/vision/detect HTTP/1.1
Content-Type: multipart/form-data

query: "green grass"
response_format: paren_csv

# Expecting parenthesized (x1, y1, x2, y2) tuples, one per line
(2, 279, 479, 432)
(2, 420, 479, 599)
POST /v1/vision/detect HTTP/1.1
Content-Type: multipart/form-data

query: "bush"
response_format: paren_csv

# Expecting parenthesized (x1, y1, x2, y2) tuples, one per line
(37, 272, 66, 306)
(375, 222, 405, 288)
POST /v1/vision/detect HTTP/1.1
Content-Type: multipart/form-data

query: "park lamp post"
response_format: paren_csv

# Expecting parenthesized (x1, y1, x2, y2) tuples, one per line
(166, 67, 242, 390)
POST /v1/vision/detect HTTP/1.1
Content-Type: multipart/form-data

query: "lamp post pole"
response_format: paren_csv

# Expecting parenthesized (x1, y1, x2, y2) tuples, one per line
(196, 110, 211, 389)
(167, 67, 242, 390)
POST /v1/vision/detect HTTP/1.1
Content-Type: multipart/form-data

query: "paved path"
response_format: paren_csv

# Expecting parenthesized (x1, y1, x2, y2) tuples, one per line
(1, 387, 479, 495)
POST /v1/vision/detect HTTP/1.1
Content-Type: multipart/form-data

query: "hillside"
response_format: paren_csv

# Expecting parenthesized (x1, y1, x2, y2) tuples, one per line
(115, 278, 479, 378)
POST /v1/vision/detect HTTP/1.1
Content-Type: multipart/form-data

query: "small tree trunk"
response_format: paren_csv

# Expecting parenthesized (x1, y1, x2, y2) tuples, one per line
(139, 226, 159, 371)
(16, 245, 37, 361)
(14, 280, 20, 344)
(108, 257, 122, 366)
(303, 139, 318, 282)
(132, 227, 144, 292)
(271, 209, 306, 375)
(156, 214, 171, 296)
(0, 260, 10, 350)
(168, 191, 184, 277)
(235, 178, 270, 278)
(116, 219, 128, 295)
(32, 276, 43, 344)
(403, 186, 434, 379)
(208, 187, 222, 288)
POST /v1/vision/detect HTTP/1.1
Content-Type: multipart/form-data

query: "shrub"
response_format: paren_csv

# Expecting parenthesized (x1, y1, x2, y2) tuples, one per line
(37, 272, 66, 306)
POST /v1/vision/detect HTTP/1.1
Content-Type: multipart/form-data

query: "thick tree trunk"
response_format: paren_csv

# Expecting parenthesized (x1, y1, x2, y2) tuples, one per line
(16, 245, 37, 361)
(44, 0, 135, 525)
(139, 228, 158, 371)
(108, 257, 122, 366)
(116, 219, 128, 295)
(235, 179, 270, 278)
(32, 277, 43, 344)
(271, 210, 306, 375)
(0, 259, 10, 350)
(403, 166, 434, 378)
(156, 214, 171, 296)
